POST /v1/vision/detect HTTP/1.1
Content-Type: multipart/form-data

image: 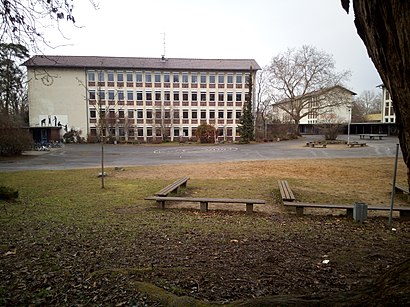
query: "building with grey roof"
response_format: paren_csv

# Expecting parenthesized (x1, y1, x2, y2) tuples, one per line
(24, 55, 260, 143)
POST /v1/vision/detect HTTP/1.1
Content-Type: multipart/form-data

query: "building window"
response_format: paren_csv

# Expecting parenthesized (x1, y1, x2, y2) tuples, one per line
(236, 111, 241, 119)
(126, 72, 133, 82)
(236, 74, 242, 84)
(118, 90, 124, 101)
(136, 72, 143, 82)
(145, 71, 152, 83)
(108, 90, 115, 100)
(385, 91, 390, 100)
(98, 90, 105, 100)
(146, 109, 152, 118)
(164, 109, 170, 119)
(201, 92, 206, 101)
(90, 109, 96, 118)
(127, 91, 134, 101)
(89, 90, 96, 100)
(192, 110, 197, 119)
(191, 73, 197, 84)
(218, 110, 224, 119)
(98, 71, 104, 82)
(173, 72, 179, 83)
(137, 128, 144, 137)
(137, 109, 143, 118)
(218, 74, 224, 84)
(183, 92, 189, 101)
(173, 91, 180, 101)
(155, 72, 161, 83)
(209, 110, 215, 119)
(147, 128, 152, 136)
(146, 91, 152, 101)
(128, 128, 134, 137)
(201, 110, 206, 119)
(191, 92, 197, 101)
(108, 71, 114, 82)
(218, 92, 224, 101)
(227, 74, 233, 84)
(128, 110, 134, 118)
(209, 73, 215, 84)
(155, 109, 161, 119)
(200, 72, 206, 84)
(227, 110, 233, 119)
(164, 91, 170, 101)
(164, 72, 170, 83)
(174, 110, 180, 119)
(183, 127, 189, 137)
(88, 71, 95, 82)
(227, 92, 233, 102)
(118, 110, 125, 119)
(236, 92, 242, 101)
(136, 91, 143, 101)
(155, 91, 161, 101)
(182, 72, 188, 83)
(183, 109, 189, 119)
(174, 128, 180, 137)
(117, 71, 124, 82)
(210, 92, 215, 101)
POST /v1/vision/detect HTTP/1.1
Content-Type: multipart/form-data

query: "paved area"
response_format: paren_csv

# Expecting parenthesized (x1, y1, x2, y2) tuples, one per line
(0, 135, 401, 172)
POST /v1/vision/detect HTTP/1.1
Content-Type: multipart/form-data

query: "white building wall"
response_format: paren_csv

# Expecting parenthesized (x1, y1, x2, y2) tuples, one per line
(381, 86, 395, 123)
(28, 67, 87, 139)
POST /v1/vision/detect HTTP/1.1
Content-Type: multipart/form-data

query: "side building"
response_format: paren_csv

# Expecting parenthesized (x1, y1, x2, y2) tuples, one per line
(24, 56, 260, 143)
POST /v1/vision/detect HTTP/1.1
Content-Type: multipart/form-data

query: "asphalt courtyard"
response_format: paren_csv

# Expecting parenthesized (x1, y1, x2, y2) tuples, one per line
(0, 135, 401, 172)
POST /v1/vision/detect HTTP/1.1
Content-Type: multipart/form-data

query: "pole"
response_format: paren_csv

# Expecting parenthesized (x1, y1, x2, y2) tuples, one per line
(347, 107, 351, 144)
(101, 136, 105, 189)
(389, 143, 399, 226)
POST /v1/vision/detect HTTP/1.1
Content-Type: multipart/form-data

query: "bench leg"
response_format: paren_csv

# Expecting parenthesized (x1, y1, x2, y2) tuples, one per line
(400, 210, 410, 218)
(157, 201, 165, 210)
(295, 206, 304, 216)
(346, 208, 353, 219)
(246, 203, 253, 215)
(200, 202, 208, 212)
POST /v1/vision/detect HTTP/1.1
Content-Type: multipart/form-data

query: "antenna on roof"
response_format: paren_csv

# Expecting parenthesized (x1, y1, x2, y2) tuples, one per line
(161, 32, 166, 61)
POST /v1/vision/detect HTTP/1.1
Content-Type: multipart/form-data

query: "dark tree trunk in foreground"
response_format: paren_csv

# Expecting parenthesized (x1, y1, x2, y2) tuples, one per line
(344, 0, 410, 190)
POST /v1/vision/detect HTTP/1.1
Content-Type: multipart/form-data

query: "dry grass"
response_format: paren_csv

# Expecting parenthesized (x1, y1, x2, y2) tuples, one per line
(113, 157, 409, 210)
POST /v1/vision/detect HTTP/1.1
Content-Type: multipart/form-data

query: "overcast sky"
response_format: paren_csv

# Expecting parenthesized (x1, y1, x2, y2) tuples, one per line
(42, 0, 381, 95)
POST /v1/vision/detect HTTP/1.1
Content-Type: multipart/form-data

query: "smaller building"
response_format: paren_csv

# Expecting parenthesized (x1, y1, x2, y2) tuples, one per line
(271, 85, 356, 134)
(378, 84, 396, 123)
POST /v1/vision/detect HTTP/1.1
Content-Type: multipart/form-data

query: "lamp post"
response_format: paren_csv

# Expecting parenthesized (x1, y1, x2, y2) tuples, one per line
(347, 106, 352, 144)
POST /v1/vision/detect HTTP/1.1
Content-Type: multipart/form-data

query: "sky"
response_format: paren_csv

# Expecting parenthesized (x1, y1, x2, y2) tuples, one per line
(41, 0, 382, 95)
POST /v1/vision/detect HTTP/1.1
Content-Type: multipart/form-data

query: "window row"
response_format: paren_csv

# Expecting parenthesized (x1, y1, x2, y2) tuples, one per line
(89, 109, 242, 120)
(87, 70, 249, 85)
(88, 90, 247, 102)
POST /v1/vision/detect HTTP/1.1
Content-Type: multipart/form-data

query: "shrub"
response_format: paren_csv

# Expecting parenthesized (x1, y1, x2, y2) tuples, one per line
(195, 124, 216, 143)
(0, 186, 19, 201)
(0, 114, 33, 156)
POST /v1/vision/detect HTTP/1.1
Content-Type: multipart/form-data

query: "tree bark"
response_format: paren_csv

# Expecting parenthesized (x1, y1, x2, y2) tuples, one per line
(351, 0, 410, 189)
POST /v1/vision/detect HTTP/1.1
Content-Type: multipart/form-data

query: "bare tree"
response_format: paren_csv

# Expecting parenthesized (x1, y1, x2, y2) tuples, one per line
(356, 90, 381, 115)
(0, 0, 97, 52)
(268, 45, 351, 134)
(255, 67, 273, 141)
(342, 0, 410, 190)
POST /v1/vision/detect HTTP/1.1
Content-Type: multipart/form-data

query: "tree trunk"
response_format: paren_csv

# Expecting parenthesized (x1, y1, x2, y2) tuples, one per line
(352, 0, 410, 190)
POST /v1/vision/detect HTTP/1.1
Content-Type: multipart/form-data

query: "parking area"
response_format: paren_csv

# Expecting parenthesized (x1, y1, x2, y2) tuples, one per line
(0, 135, 401, 172)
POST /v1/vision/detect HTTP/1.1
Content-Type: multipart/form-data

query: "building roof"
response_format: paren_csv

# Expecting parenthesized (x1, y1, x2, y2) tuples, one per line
(24, 55, 261, 71)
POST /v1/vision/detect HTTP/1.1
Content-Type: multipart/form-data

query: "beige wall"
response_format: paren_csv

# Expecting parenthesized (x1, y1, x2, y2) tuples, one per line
(28, 67, 88, 139)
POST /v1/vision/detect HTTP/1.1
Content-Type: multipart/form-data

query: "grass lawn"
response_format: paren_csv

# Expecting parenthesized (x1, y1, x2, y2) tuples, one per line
(0, 157, 409, 305)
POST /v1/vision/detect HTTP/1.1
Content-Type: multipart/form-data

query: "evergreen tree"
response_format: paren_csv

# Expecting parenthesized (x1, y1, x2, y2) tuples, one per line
(238, 68, 255, 143)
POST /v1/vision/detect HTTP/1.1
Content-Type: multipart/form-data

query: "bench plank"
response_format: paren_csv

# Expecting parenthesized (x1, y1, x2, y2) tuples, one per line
(278, 180, 295, 202)
(283, 201, 410, 218)
(155, 177, 189, 196)
(144, 196, 265, 215)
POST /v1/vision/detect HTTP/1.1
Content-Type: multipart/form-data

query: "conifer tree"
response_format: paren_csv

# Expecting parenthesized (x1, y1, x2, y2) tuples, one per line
(238, 68, 255, 143)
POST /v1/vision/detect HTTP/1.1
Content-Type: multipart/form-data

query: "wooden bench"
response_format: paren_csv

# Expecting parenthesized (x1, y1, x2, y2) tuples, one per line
(278, 180, 296, 202)
(359, 134, 388, 140)
(283, 201, 410, 218)
(155, 177, 189, 197)
(347, 142, 366, 148)
(394, 183, 409, 194)
(144, 196, 265, 215)
(306, 141, 327, 148)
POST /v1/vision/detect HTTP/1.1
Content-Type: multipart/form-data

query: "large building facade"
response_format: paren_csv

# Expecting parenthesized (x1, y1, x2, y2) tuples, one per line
(24, 56, 260, 143)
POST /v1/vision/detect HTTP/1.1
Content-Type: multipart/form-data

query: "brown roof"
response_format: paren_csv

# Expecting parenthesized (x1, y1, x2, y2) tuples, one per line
(24, 55, 261, 71)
